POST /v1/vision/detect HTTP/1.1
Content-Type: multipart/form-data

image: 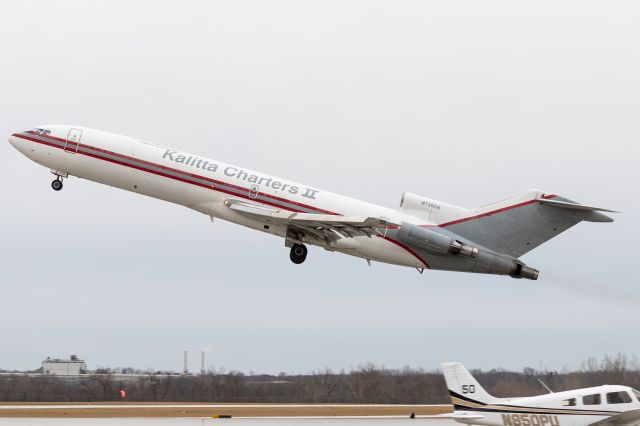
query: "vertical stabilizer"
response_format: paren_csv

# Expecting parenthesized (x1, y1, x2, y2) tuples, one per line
(440, 190, 614, 258)
(441, 362, 496, 406)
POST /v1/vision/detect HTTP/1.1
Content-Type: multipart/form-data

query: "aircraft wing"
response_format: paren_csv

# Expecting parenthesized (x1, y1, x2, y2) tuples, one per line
(413, 413, 485, 421)
(224, 198, 399, 243)
(588, 410, 640, 426)
(451, 413, 485, 420)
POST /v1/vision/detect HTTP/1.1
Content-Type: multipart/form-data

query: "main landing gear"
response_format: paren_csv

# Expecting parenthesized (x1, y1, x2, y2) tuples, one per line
(51, 177, 63, 191)
(50, 170, 67, 191)
(289, 244, 308, 264)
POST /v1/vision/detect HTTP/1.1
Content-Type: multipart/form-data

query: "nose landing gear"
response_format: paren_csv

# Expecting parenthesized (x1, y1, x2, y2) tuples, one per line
(51, 177, 63, 191)
(289, 244, 308, 264)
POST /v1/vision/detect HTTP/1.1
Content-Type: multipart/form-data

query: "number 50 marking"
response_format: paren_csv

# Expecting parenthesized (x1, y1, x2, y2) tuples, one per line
(462, 385, 476, 394)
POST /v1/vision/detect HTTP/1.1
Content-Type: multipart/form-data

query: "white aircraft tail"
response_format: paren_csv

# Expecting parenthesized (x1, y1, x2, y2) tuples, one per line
(441, 362, 496, 405)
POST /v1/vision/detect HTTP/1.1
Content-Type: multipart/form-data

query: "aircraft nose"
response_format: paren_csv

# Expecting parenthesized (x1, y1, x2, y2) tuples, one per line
(8, 133, 19, 148)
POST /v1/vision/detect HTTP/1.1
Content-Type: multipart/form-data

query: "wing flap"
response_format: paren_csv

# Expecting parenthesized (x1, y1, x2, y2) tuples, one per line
(224, 198, 399, 242)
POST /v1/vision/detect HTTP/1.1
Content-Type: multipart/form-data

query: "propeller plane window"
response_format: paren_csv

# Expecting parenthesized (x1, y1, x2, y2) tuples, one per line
(583, 394, 602, 405)
(634, 390, 640, 402)
(607, 391, 633, 404)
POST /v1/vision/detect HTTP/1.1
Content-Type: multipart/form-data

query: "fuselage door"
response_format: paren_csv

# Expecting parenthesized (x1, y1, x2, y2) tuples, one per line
(249, 184, 259, 199)
(64, 128, 83, 153)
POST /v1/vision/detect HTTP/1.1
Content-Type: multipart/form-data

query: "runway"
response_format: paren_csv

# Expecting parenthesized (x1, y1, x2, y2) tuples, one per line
(0, 404, 451, 418)
(0, 417, 458, 426)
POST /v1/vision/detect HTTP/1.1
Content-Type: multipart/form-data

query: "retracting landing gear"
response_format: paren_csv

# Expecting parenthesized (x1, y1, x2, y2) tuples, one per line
(51, 177, 63, 191)
(289, 244, 308, 264)
(50, 170, 68, 192)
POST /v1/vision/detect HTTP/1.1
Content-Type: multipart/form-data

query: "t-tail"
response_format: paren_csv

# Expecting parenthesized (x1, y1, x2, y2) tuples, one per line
(441, 362, 499, 408)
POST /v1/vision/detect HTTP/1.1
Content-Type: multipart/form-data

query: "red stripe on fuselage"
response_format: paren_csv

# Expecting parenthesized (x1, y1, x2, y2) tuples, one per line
(439, 193, 558, 227)
(14, 131, 554, 270)
(382, 236, 431, 269)
(15, 133, 315, 214)
(20, 131, 337, 215)
(16, 131, 431, 267)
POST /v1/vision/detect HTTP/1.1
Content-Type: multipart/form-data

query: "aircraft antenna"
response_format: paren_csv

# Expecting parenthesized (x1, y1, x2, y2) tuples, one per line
(537, 378, 554, 393)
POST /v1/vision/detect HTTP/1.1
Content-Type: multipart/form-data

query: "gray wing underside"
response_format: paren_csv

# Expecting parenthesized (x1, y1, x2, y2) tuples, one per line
(588, 410, 640, 426)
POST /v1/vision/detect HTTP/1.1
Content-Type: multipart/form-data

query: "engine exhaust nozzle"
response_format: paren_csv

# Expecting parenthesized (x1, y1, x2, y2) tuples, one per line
(450, 240, 479, 258)
(510, 263, 539, 280)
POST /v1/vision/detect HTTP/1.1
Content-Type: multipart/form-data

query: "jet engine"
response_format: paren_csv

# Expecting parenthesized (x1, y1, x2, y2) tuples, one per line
(399, 192, 468, 222)
(397, 223, 478, 258)
(396, 222, 539, 280)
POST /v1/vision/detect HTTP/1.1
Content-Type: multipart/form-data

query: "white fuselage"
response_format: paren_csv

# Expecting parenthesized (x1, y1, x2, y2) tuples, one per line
(456, 385, 640, 426)
(9, 125, 430, 268)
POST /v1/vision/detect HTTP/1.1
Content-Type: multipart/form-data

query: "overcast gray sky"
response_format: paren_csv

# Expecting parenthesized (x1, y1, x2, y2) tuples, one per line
(1, 0, 639, 375)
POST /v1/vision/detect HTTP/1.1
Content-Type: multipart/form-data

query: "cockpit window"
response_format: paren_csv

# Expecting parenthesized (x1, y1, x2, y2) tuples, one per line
(32, 128, 51, 136)
(562, 398, 576, 406)
(607, 391, 632, 404)
(633, 390, 640, 402)
(583, 394, 601, 405)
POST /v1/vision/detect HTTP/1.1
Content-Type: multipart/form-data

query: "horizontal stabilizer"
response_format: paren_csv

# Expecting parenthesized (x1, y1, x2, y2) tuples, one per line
(537, 198, 618, 213)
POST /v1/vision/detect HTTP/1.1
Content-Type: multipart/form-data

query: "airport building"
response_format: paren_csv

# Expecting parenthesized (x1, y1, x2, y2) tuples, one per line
(41, 355, 87, 376)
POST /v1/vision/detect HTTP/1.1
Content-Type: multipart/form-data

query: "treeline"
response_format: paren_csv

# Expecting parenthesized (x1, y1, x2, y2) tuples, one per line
(0, 354, 638, 402)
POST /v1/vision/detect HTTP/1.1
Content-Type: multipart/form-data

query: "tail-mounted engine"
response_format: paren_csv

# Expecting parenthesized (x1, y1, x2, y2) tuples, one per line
(396, 222, 539, 280)
(399, 192, 469, 223)
(397, 223, 478, 258)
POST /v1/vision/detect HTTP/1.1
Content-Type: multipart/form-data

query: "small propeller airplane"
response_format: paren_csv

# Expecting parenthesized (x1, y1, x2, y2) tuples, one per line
(442, 362, 640, 426)
(9, 125, 615, 279)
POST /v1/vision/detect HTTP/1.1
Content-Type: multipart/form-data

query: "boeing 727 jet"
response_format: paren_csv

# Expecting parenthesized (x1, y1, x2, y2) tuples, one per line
(8, 126, 614, 279)
(442, 362, 640, 426)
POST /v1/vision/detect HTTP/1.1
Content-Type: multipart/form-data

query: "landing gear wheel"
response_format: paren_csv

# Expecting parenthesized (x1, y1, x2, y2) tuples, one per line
(289, 244, 307, 264)
(51, 179, 63, 191)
